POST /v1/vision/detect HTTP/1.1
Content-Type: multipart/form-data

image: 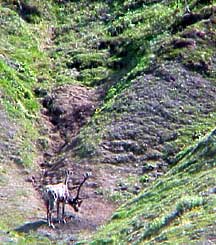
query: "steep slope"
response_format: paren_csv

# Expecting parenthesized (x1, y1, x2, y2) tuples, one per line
(90, 128, 216, 244)
(43, 0, 216, 243)
(0, 0, 216, 244)
(0, 3, 52, 168)
(0, 2, 54, 244)
(70, 0, 216, 168)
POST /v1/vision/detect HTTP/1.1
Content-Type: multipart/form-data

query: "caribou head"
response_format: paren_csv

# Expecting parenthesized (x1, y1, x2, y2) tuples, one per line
(68, 172, 90, 212)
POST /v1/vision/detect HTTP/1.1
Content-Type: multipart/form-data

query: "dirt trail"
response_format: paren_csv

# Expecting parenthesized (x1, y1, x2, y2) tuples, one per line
(27, 83, 123, 243)
(36, 166, 118, 243)
(34, 160, 139, 242)
(0, 82, 119, 243)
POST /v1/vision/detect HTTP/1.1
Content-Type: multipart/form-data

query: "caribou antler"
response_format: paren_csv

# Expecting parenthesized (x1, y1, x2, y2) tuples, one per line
(67, 172, 91, 212)
(74, 172, 90, 201)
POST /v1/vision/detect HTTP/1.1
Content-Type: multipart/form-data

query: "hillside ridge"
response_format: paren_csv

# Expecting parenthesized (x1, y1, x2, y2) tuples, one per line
(0, 0, 215, 244)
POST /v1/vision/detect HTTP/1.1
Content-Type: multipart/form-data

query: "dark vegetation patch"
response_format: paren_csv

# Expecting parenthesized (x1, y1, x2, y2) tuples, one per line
(72, 61, 216, 168)
(0, 0, 216, 244)
(171, 5, 216, 33)
(123, 0, 164, 10)
(90, 129, 216, 244)
(17, 1, 41, 23)
(159, 15, 216, 77)
(2, 0, 41, 23)
(42, 84, 100, 143)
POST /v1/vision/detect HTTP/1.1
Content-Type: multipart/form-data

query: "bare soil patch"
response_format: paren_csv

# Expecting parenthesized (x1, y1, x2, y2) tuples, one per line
(39, 84, 101, 159)
(0, 84, 118, 243)
(27, 84, 120, 242)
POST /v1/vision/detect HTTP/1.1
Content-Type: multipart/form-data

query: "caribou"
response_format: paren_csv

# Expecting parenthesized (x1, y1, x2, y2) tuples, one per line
(43, 170, 90, 228)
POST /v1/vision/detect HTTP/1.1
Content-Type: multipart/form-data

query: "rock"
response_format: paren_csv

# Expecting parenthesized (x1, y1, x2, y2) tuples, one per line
(209, 187, 216, 194)
(172, 38, 196, 49)
(11, 156, 23, 165)
(37, 138, 49, 150)
(87, 182, 99, 189)
(34, 87, 48, 97)
(118, 183, 128, 191)
(51, 104, 65, 116)
(141, 163, 154, 173)
(42, 95, 54, 108)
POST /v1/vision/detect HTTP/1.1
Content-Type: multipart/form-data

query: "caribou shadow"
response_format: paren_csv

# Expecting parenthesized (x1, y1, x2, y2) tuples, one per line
(14, 219, 47, 233)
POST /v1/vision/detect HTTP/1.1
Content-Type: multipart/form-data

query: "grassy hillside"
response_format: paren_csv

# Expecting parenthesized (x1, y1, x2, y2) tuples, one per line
(0, 0, 215, 244)
(0, 2, 53, 244)
(0, 1, 52, 168)
(89, 128, 216, 244)
(70, 0, 216, 165)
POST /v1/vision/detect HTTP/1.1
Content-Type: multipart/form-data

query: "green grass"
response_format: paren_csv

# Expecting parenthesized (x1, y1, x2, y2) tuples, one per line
(0, 6, 49, 169)
(70, 0, 216, 165)
(1, 231, 54, 245)
(0, 2, 62, 170)
(0, 0, 216, 244)
(90, 129, 216, 244)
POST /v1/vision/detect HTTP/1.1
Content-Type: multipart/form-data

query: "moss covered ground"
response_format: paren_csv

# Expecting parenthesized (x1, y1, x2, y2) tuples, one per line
(0, 0, 215, 244)
(89, 129, 216, 244)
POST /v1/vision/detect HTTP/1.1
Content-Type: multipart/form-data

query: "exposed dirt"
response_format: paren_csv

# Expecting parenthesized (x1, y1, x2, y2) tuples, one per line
(75, 61, 216, 170)
(31, 58, 216, 243)
(31, 162, 121, 243)
(40, 84, 101, 158)
(1, 4, 215, 244)
(25, 83, 121, 243)
(36, 169, 118, 243)
(0, 99, 45, 243)
(0, 160, 45, 244)
(0, 162, 44, 220)
(0, 84, 118, 244)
